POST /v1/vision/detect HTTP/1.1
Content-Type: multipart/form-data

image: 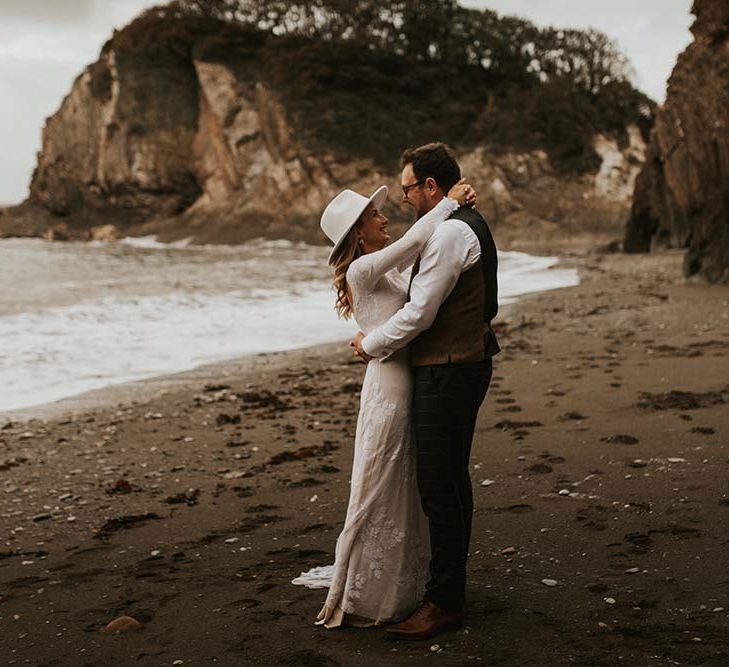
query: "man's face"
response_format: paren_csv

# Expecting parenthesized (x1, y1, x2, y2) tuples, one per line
(401, 164, 438, 219)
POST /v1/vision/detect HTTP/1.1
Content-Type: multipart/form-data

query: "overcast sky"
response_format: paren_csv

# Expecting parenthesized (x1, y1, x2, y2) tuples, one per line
(0, 0, 694, 205)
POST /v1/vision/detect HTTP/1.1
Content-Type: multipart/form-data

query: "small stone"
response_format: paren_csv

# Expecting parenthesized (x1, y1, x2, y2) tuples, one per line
(501, 546, 516, 555)
(430, 644, 441, 653)
(713, 607, 725, 612)
(558, 489, 570, 496)
(224, 537, 239, 544)
(480, 479, 495, 487)
(150, 550, 161, 557)
(104, 616, 143, 633)
(667, 457, 685, 463)
(604, 597, 616, 604)
(541, 579, 558, 587)
(625, 567, 640, 574)
(309, 494, 318, 503)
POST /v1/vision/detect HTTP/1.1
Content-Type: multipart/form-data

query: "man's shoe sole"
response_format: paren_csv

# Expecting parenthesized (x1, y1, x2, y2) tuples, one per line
(385, 620, 462, 641)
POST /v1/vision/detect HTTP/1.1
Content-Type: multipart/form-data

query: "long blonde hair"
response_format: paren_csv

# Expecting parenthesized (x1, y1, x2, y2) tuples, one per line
(330, 226, 362, 320)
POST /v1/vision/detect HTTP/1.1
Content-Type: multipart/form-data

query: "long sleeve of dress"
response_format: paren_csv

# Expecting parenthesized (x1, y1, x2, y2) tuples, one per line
(346, 197, 459, 289)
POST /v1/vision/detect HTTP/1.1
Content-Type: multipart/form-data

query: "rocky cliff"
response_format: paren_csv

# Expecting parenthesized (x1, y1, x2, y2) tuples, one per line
(0, 9, 649, 246)
(624, 0, 729, 283)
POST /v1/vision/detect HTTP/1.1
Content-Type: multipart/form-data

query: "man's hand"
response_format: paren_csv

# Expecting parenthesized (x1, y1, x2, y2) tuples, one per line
(349, 331, 373, 363)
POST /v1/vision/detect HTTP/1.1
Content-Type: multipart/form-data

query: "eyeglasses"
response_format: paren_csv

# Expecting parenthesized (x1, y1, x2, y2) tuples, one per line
(401, 179, 426, 196)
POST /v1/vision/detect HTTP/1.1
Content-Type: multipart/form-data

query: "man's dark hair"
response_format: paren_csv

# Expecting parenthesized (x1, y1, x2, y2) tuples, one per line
(401, 142, 461, 193)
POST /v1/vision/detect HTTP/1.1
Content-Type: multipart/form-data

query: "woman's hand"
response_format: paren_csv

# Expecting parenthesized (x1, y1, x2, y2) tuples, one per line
(447, 178, 477, 207)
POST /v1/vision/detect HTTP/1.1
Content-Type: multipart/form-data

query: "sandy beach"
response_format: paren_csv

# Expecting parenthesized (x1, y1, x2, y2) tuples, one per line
(2, 247, 729, 666)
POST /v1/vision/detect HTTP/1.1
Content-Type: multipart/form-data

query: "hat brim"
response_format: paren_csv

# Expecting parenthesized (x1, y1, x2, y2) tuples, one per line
(327, 185, 388, 265)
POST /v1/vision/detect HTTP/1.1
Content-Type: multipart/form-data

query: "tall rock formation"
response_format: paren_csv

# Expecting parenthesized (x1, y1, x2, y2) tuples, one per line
(0, 11, 648, 246)
(624, 0, 729, 283)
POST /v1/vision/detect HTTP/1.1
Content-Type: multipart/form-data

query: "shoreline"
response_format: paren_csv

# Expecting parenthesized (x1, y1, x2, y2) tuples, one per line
(0, 342, 347, 424)
(0, 241, 578, 421)
(2, 247, 729, 664)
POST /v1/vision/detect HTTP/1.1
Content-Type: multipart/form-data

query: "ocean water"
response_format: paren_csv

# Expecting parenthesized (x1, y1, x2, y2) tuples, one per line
(0, 237, 578, 412)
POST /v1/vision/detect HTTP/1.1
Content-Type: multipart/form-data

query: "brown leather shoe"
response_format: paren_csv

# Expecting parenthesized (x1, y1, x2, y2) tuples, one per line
(386, 601, 463, 640)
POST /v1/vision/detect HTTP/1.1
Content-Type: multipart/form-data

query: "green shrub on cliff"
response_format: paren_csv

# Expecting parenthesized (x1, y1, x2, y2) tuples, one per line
(109, 0, 654, 174)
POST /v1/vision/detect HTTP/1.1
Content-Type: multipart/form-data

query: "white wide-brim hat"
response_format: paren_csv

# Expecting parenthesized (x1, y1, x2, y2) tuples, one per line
(320, 185, 388, 265)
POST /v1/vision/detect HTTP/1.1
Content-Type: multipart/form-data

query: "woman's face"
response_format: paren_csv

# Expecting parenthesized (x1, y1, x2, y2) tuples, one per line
(356, 202, 390, 254)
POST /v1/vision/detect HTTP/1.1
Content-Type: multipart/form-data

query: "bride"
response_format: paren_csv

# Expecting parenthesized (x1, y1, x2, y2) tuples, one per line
(292, 178, 477, 627)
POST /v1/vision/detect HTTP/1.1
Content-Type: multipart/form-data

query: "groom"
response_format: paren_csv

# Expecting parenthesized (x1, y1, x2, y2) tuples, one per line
(352, 142, 500, 639)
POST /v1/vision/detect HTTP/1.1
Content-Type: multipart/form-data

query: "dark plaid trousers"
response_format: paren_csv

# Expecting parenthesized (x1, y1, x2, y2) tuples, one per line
(412, 358, 493, 611)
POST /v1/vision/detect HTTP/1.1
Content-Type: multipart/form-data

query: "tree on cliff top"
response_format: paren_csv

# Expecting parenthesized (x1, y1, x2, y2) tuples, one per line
(114, 0, 653, 173)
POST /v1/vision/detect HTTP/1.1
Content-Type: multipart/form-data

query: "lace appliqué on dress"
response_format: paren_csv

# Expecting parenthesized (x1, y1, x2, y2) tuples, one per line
(362, 512, 406, 580)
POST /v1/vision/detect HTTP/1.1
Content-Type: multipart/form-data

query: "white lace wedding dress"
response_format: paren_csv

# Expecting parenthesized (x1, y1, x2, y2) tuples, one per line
(292, 196, 460, 628)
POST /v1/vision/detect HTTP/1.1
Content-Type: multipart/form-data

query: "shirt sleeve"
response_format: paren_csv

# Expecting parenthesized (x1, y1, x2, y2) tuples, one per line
(347, 197, 459, 289)
(361, 221, 473, 359)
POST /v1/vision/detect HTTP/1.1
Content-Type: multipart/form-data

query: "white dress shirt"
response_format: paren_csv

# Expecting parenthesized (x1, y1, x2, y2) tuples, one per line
(361, 205, 482, 359)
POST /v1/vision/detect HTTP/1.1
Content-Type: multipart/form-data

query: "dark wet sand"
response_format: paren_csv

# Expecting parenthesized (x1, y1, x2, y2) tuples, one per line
(1, 248, 729, 665)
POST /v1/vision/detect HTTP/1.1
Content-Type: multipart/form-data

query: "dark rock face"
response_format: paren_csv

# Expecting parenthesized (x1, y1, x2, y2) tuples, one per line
(28, 44, 202, 231)
(624, 0, 729, 283)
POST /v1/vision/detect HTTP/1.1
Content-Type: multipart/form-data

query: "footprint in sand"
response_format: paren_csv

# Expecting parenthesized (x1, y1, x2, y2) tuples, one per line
(286, 477, 324, 488)
(483, 503, 534, 514)
(275, 650, 340, 666)
(601, 435, 639, 445)
(493, 420, 543, 431)
(239, 514, 285, 534)
(540, 454, 566, 464)
(301, 523, 328, 533)
(246, 504, 279, 513)
(691, 426, 716, 435)
(558, 411, 587, 421)
(575, 508, 607, 532)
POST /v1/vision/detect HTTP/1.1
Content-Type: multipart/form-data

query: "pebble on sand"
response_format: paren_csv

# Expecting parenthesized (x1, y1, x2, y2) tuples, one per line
(104, 616, 143, 633)
(541, 579, 558, 587)
(481, 479, 496, 486)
